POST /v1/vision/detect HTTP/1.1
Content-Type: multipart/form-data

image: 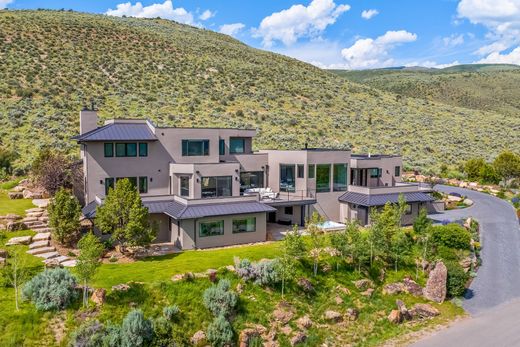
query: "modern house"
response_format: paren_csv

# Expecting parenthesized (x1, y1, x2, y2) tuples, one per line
(74, 110, 435, 249)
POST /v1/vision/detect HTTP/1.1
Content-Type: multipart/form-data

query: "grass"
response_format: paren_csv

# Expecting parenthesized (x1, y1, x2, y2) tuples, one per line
(93, 242, 281, 288)
(0, 190, 35, 216)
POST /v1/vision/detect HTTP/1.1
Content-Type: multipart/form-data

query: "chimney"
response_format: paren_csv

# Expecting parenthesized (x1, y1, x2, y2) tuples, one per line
(80, 107, 98, 134)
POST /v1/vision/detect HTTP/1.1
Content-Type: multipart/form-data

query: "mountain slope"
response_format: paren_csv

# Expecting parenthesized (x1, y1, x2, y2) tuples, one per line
(331, 66, 520, 118)
(1, 10, 519, 172)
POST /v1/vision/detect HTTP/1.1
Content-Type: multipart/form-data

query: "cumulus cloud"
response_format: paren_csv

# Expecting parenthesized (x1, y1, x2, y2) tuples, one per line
(253, 0, 350, 47)
(199, 9, 215, 21)
(105, 1, 209, 26)
(219, 23, 245, 37)
(477, 46, 520, 64)
(340, 30, 417, 69)
(361, 9, 378, 20)
(443, 34, 464, 47)
(0, 0, 13, 9)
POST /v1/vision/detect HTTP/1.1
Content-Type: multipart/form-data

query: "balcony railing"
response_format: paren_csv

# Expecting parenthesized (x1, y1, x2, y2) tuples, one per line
(348, 182, 425, 195)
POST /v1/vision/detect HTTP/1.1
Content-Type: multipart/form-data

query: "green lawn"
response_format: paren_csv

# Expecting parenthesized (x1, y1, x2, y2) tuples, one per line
(0, 190, 35, 216)
(93, 242, 281, 288)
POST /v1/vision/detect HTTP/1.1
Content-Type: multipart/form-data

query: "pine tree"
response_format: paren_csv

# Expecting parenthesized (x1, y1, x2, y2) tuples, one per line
(48, 187, 81, 245)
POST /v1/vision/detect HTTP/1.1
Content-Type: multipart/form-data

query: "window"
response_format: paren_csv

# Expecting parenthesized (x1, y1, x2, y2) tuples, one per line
(395, 166, 401, 177)
(139, 176, 148, 193)
(333, 164, 348, 191)
(308, 164, 315, 179)
(201, 176, 232, 198)
(199, 220, 224, 237)
(232, 217, 256, 233)
(219, 139, 225, 155)
(297, 164, 304, 178)
(370, 168, 382, 178)
(114, 143, 138, 157)
(240, 171, 264, 193)
(116, 143, 126, 157)
(316, 164, 331, 192)
(104, 178, 115, 195)
(182, 139, 209, 156)
(229, 138, 245, 154)
(139, 143, 148, 157)
(284, 206, 293, 215)
(180, 176, 190, 197)
(104, 143, 114, 157)
(280, 164, 296, 192)
(405, 204, 412, 215)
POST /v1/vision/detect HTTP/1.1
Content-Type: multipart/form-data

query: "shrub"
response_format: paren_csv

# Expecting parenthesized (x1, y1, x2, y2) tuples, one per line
(436, 245, 459, 262)
(163, 304, 180, 321)
(22, 268, 78, 311)
(234, 257, 255, 281)
(69, 320, 106, 347)
(48, 187, 81, 245)
(102, 323, 122, 347)
(203, 279, 238, 318)
(206, 315, 234, 347)
(431, 224, 471, 250)
(234, 258, 280, 286)
(119, 309, 154, 347)
(445, 261, 469, 297)
(152, 316, 173, 346)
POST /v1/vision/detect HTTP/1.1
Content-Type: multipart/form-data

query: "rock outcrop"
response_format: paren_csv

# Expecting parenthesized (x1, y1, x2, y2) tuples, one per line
(424, 262, 447, 303)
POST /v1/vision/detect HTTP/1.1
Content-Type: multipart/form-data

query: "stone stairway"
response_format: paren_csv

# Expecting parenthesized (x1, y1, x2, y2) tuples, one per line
(22, 207, 54, 234)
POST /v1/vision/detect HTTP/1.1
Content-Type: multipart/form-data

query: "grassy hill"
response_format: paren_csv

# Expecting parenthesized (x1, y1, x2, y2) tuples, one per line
(331, 65, 520, 120)
(1, 10, 519, 172)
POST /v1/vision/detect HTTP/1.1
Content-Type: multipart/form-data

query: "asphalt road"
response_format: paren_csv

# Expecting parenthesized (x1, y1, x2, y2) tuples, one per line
(412, 185, 520, 346)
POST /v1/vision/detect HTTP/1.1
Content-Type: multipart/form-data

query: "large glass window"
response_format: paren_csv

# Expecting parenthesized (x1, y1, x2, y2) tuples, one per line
(114, 143, 138, 157)
(104, 143, 114, 157)
(180, 176, 190, 197)
(232, 217, 256, 233)
(139, 176, 148, 193)
(280, 164, 296, 192)
(240, 171, 264, 193)
(139, 143, 148, 157)
(297, 164, 304, 178)
(219, 139, 225, 155)
(229, 138, 245, 154)
(199, 220, 224, 237)
(105, 177, 115, 195)
(116, 143, 126, 157)
(308, 164, 315, 179)
(370, 168, 382, 178)
(182, 139, 210, 156)
(201, 176, 232, 198)
(316, 164, 331, 192)
(126, 143, 137, 157)
(395, 166, 401, 177)
(333, 164, 348, 192)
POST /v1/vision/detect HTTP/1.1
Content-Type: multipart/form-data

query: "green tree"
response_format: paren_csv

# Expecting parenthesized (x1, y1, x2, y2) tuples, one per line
(464, 158, 486, 181)
(493, 150, 520, 185)
(2, 247, 30, 311)
(306, 212, 325, 276)
(390, 229, 412, 272)
(413, 208, 433, 274)
(75, 232, 105, 307)
(48, 187, 81, 245)
(96, 178, 157, 250)
(284, 224, 306, 258)
(352, 229, 372, 272)
(479, 162, 499, 184)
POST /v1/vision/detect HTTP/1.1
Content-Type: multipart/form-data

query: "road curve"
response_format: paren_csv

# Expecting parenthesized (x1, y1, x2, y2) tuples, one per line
(412, 185, 520, 347)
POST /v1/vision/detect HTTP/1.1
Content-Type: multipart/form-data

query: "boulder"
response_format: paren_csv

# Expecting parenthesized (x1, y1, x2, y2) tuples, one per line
(4, 214, 21, 220)
(297, 278, 314, 292)
(383, 282, 404, 295)
(239, 328, 261, 347)
(91, 288, 106, 306)
(12, 185, 26, 192)
(171, 274, 183, 282)
(0, 224, 5, 230)
(388, 310, 402, 324)
(6, 221, 27, 231)
(345, 308, 359, 321)
(23, 190, 42, 199)
(361, 288, 374, 297)
(0, 257, 5, 266)
(323, 310, 342, 323)
(290, 332, 307, 346)
(112, 283, 130, 292)
(334, 296, 343, 305)
(272, 303, 294, 324)
(424, 262, 447, 303)
(336, 285, 351, 295)
(296, 315, 312, 329)
(403, 278, 424, 297)
(207, 269, 217, 282)
(236, 283, 244, 294)
(44, 259, 62, 268)
(6, 235, 32, 246)
(191, 330, 206, 346)
(396, 300, 411, 320)
(0, 249, 7, 258)
(410, 303, 440, 319)
(353, 279, 374, 291)
(8, 192, 23, 199)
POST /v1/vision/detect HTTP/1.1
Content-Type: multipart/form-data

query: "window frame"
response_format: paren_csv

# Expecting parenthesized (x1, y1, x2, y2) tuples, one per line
(232, 217, 256, 233)
(333, 163, 348, 192)
(115, 143, 126, 157)
(180, 176, 190, 197)
(199, 220, 225, 237)
(229, 137, 245, 154)
(182, 139, 210, 156)
(316, 164, 331, 193)
(105, 177, 115, 195)
(139, 176, 148, 193)
(280, 164, 296, 192)
(139, 143, 148, 157)
(308, 164, 315, 179)
(219, 139, 225, 155)
(104, 143, 114, 157)
(395, 166, 401, 177)
(239, 171, 264, 193)
(297, 164, 304, 178)
(370, 168, 382, 178)
(126, 143, 137, 157)
(201, 176, 233, 198)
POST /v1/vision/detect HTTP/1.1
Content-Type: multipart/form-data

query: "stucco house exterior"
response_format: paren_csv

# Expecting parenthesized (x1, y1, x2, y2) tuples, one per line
(74, 109, 435, 249)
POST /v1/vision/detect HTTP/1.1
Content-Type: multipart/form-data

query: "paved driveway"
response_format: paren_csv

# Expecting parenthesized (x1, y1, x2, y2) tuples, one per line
(412, 185, 520, 346)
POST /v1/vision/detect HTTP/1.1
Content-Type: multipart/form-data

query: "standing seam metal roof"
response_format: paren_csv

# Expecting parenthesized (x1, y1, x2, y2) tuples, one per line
(72, 123, 157, 142)
(338, 191, 434, 207)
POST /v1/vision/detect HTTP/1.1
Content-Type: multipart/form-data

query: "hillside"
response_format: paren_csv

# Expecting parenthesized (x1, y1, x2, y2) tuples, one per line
(1, 10, 520, 172)
(331, 65, 520, 118)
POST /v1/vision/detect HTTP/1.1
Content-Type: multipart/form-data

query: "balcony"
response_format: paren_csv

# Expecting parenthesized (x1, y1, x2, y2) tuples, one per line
(244, 188, 317, 206)
(347, 182, 429, 195)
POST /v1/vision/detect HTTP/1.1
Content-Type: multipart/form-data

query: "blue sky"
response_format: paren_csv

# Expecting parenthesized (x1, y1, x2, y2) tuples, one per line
(3, 0, 520, 69)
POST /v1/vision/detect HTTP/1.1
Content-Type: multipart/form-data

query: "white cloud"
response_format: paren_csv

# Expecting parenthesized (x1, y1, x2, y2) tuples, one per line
(340, 30, 417, 69)
(253, 0, 350, 47)
(0, 0, 13, 9)
(477, 46, 520, 64)
(219, 23, 245, 37)
(199, 9, 214, 21)
(443, 34, 465, 47)
(404, 60, 461, 69)
(361, 9, 378, 20)
(106, 1, 195, 25)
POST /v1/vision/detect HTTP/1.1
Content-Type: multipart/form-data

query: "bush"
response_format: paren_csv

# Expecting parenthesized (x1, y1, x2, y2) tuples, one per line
(446, 261, 469, 297)
(163, 304, 180, 321)
(234, 258, 255, 281)
(69, 320, 106, 347)
(436, 245, 459, 262)
(203, 279, 238, 318)
(431, 224, 471, 250)
(234, 258, 280, 286)
(206, 315, 234, 347)
(22, 268, 78, 311)
(152, 316, 173, 346)
(102, 323, 122, 347)
(119, 309, 153, 347)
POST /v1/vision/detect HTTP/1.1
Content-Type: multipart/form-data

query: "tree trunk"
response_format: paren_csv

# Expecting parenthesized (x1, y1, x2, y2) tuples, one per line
(14, 283, 19, 311)
(281, 277, 285, 298)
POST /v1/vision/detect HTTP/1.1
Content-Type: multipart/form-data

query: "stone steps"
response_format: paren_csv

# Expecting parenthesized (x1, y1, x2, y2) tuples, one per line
(35, 251, 59, 259)
(33, 232, 51, 241)
(27, 212, 44, 218)
(6, 236, 32, 246)
(27, 246, 56, 255)
(22, 217, 39, 223)
(25, 208, 44, 214)
(32, 227, 53, 233)
(24, 221, 46, 228)
(43, 255, 70, 265)
(61, 260, 77, 267)
(29, 240, 50, 249)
